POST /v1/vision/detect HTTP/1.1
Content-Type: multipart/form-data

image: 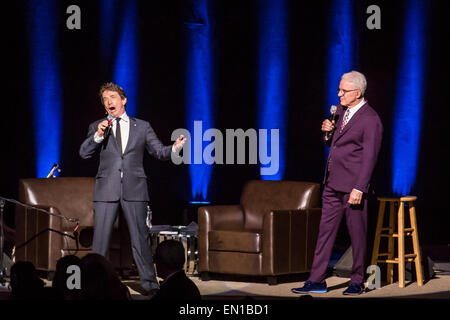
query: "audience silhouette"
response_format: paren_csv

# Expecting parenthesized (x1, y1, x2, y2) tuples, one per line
(52, 254, 83, 300)
(80, 253, 131, 300)
(152, 239, 201, 300)
(6, 243, 203, 301)
(9, 261, 60, 300)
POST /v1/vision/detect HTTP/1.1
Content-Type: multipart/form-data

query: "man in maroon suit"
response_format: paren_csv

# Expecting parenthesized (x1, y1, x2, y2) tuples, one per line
(292, 71, 383, 295)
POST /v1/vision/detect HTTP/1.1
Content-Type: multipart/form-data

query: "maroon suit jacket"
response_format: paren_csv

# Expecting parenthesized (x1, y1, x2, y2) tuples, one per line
(324, 101, 383, 193)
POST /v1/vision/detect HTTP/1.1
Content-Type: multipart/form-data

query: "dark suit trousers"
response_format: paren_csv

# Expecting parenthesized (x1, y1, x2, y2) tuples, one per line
(92, 200, 158, 291)
(308, 185, 368, 284)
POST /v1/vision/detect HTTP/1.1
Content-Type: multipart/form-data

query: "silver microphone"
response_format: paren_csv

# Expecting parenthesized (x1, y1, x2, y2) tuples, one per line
(46, 163, 61, 178)
(325, 105, 337, 140)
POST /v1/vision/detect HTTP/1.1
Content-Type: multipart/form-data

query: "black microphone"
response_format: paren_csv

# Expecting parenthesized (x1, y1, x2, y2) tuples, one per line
(324, 105, 337, 141)
(104, 114, 114, 138)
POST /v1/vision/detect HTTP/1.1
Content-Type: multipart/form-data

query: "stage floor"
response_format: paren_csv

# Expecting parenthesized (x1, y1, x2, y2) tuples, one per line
(2, 273, 449, 300)
(123, 273, 450, 300)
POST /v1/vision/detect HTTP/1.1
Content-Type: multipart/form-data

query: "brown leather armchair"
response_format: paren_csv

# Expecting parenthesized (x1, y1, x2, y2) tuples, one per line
(14, 178, 132, 272)
(198, 180, 322, 284)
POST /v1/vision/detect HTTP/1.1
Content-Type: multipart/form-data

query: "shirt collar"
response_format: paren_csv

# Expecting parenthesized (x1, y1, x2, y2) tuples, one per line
(346, 99, 366, 115)
(116, 112, 129, 122)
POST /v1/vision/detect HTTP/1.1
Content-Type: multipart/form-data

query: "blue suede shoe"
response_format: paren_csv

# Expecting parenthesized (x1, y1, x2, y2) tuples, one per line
(343, 282, 365, 295)
(291, 280, 328, 294)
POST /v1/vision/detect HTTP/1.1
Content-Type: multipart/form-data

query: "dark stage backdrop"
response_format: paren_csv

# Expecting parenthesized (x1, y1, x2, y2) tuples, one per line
(3, 0, 448, 247)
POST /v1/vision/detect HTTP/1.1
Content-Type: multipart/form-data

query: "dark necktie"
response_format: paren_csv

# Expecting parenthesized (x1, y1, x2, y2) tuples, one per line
(115, 117, 122, 154)
(340, 108, 351, 133)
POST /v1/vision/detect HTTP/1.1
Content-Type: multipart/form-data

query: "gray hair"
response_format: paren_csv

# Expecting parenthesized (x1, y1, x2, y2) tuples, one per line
(341, 71, 367, 96)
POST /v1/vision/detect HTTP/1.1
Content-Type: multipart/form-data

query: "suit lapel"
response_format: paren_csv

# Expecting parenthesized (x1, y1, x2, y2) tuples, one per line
(334, 102, 368, 143)
(123, 117, 136, 155)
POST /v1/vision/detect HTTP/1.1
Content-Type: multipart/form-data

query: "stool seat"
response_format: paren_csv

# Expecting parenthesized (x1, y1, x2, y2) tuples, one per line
(378, 196, 417, 202)
(371, 196, 423, 288)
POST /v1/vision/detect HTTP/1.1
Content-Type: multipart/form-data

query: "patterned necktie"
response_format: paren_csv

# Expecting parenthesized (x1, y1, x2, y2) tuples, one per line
(340, 108, 351, 133)
(115, 117, 122, 154)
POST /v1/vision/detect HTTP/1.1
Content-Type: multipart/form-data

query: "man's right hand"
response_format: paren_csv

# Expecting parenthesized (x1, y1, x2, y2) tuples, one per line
(321, 119, 335, 132)
(97, 120, 109, 137)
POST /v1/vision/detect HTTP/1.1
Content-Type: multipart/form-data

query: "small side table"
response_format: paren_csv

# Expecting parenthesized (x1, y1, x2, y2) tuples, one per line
(149, 225, 198, 275)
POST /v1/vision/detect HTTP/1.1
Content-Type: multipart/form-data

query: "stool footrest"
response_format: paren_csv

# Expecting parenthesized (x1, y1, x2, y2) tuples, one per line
(382, 254, 417, 264)
(391, 232, 413, 237)
(383, 260, 398, 264)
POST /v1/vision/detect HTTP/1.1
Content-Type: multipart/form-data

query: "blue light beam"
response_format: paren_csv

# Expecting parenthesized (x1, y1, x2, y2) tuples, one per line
(392, 0, 428, 196)
(185, 0, 214, 201)
(257, 0, 288, 180)
(28, 0, 62, 178)
(325, 0, 357, 159)
(113, 0, 139, 117)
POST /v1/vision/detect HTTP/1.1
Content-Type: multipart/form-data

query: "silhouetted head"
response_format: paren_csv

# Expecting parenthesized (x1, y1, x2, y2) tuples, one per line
(52, 255, 83, 299)
(154, 240, 185, 279)
(81, 253, 130, 300)
(9, 261, 44, 299)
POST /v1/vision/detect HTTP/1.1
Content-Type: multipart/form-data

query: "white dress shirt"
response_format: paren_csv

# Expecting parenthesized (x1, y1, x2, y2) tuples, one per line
(345, 99, 366, 122)
(94, 112, 130, 154)
(94, 114, 181, 154)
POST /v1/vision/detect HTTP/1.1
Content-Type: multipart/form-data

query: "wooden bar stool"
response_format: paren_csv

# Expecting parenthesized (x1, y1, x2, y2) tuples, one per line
(371, 196, 423, 288)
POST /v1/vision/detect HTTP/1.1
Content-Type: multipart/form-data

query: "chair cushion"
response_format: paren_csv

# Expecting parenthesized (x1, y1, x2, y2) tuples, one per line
(209, 230, 261, 253)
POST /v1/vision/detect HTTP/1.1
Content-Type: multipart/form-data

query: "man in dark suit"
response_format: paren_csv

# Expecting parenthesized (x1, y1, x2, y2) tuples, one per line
(79, 82, 185, 296)
(292, 71, 383, 295)
(152, 239, 201, 300)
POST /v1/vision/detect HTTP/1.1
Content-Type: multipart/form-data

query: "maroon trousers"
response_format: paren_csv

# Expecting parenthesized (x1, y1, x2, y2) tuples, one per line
(308, 185, 368, 284)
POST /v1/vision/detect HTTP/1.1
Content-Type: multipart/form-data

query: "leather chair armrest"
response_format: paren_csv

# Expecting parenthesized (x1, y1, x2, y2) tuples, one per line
(15, 205, 64, 270)
(262, 208, 322, 274)
(262, 209, 291, 275)
(197, 205, 244, 272)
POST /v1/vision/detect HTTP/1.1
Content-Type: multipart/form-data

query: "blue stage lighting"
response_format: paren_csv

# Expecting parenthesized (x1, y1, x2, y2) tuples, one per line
(184, 0, 214, 201)
(325, 0, 356, 160)
(392, 0, 427, 196)
(100, 0, 116, 64)
(28, 0, 62, 178)
(189, 201, 211, 205)
(257, 0, 288, 180)
(112, 0, 139, 117)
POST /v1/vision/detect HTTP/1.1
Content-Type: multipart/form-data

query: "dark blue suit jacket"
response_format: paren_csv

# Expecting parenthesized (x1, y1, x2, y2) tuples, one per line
(79, 117, 172, 201)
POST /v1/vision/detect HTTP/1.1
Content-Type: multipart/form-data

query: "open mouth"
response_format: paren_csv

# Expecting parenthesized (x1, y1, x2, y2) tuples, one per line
(108, 106, 116, 111)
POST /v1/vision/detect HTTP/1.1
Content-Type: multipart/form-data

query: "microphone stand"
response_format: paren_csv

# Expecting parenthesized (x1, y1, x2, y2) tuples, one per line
(0, 195, 80, 285)
(0, 198, 5, 286)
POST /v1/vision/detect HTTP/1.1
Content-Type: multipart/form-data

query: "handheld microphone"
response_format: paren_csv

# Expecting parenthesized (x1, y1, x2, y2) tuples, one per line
(73, 223, 79, 251)
(104, 114, 114, 138)
(46, 163, 61, 178)
(324, 105, 337, 140)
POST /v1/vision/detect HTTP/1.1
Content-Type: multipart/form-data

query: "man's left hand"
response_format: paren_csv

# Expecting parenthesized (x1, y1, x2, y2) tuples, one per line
(348, 189, 363, 205)
(173, 135, 186, 152)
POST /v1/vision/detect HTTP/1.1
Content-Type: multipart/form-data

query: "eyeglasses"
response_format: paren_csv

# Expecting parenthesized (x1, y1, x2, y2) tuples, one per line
(337, 88, 359, 95)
